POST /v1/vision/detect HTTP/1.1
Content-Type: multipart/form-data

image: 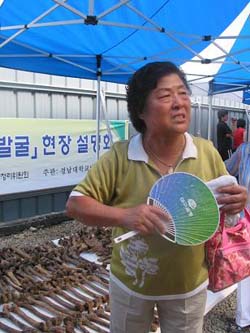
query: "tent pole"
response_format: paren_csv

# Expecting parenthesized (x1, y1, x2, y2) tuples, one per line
(196, 102, 201, 137)
(245, 107, 250, 142)
(96, 55, 102, 161)
(100, 89, 114, 145)
(208, 94, 213, 140)
(96, 74, 101, 160)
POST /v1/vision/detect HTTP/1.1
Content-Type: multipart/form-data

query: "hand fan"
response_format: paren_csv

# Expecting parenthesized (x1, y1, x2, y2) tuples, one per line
(114, 172, 219, 245)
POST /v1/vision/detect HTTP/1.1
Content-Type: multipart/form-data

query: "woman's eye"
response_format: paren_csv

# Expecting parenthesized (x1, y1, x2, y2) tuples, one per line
(159, 94, 171, 99)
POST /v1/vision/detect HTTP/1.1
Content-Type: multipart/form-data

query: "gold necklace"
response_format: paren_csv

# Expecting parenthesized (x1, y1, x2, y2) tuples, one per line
(146, 144, 174, 174)
(145, 137, 186, 174)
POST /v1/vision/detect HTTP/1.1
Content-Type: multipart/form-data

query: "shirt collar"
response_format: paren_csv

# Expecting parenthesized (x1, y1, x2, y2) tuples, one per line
(128, 132, 197, 162)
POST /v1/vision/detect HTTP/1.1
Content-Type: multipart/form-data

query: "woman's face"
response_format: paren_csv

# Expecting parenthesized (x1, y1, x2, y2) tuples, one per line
(141, 73, 191, 136)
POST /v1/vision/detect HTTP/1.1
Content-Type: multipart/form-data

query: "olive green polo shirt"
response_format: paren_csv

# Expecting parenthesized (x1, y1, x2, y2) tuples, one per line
(73, 133, 227, 299)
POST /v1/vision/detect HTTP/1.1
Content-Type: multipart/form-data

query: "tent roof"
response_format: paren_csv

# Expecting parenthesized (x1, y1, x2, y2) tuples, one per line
(243, 88, 250, 104)
(209, 3, 250, 95)
(0, 0, 249, 85)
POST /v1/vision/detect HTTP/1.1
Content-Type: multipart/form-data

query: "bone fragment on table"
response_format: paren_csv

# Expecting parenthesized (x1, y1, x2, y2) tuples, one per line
(17, 302, 62, 326)
(9, 303, 49, 331)
(56, 290, 85, 311)
(6, 271, 22, 287)
(34, 264, 52, 277)
(96, 306, 110, 321)
(38, 295, 77, 317)
(84, 281, 109, 298)
(0, 319, 24, 333)
(47, 292, 81, 312)
(87, 275, 109, 288)
(10, 247, 31, 260)
(24, 266, 47, 281)
(66, 287, 94, 302)
(15, 268, 36, 284)
(2, 304, 37, 332)
(76, 321, 92, 333)
(104, 304, 110, 313)
(78, 315, 107, 333)
(3, 275, 23, 292)
(87, 312, 110, 328)
(27, 296, 68, 319)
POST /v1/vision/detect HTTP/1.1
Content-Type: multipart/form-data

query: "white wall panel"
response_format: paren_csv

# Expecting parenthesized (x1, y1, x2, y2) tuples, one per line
(118, 99, 128, 119)
(34, 73, 51, 85)
(219, 98, 226, 106)
(80, 96, 95, 119)
(0, 67, 16, 81)
(51, 94, 66, 118)
(16, 70, 34, 83)
(0, 90, 17, 117)
(66, 95, 81, 118)
(106, 98, 118, 119)
(105, 81, 118, 92)
(35, 93, 51, 118)
(189, 108, 196, 134)
(117, 84, 126, 94)
(80, 79, 95, 90)
(214, 97, 220, 106)
(66, 77, 80, 88)
(202, 96, 208, 105)
(17, 92, 34, 117)
(225, 99, 232, 107)
(51, 75, 66, 87)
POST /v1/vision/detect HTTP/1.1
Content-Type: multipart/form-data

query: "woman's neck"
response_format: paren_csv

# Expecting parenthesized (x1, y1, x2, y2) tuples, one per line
(143, 133, 186, 174)
(143, 133, 185, 154)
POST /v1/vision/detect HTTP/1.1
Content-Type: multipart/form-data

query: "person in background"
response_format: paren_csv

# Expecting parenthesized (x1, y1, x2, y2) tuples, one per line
(217, 110, 233, 160)
(225, 143, 250, 331)
(66, 62, 247, 333)
(233, 118, 246, 152)
(231, 117, 238, 134)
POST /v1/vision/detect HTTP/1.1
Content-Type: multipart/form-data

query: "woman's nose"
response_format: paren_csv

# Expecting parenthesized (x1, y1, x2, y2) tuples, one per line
(172, 93, 182, 106)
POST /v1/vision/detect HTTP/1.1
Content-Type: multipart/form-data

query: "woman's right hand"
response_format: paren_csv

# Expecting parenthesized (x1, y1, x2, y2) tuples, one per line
(119, 204, 170, 235)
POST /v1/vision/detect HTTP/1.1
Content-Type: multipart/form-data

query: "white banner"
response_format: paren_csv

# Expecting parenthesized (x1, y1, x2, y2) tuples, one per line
(0, 119, 128, 195)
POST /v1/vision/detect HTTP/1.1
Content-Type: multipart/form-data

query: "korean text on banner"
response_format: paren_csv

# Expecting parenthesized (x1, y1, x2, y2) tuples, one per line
(0, 119, 128, 195)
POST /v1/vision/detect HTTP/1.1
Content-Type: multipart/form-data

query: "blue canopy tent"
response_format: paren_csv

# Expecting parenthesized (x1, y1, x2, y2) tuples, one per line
(208, 12, 250, 96)
(180, 2, 250, 138)
(243, 89, 250, 104)
(181, 2, 250, 94)
(208, 9, 250, 110)
(207, 6, 250, 136)
(0, 0, 249, 150)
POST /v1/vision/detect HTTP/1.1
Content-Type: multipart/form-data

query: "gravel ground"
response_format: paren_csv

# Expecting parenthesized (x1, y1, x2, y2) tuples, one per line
(0, 219, 250, 333)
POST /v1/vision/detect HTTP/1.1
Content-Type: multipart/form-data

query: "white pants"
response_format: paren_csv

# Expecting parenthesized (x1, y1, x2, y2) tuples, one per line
(110, 279, 207, 333)
(236, 277, 250, 327)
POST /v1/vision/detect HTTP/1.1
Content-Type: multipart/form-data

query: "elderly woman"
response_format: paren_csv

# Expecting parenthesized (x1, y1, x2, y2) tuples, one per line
(66, 62, 247, 333)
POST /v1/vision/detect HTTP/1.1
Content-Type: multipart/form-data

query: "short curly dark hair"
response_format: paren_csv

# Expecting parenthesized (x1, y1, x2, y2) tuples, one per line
(217, 109, 228, 121)
(237, 118, 246, 128)
(126, 61, 191, 134)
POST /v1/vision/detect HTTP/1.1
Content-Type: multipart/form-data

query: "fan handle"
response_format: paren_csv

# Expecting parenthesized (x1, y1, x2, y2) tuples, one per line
(113, 230, 138, 244)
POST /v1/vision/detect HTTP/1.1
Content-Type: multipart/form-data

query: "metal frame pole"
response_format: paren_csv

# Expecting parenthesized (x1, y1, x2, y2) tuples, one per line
(208, 94, 213, 140)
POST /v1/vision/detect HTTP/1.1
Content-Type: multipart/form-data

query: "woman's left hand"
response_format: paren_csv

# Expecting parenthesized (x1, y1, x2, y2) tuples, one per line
(216, 184, 247, 214)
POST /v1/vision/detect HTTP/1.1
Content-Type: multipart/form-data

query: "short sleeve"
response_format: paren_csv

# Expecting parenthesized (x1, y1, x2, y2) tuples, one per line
(73, 146, 118, 204)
